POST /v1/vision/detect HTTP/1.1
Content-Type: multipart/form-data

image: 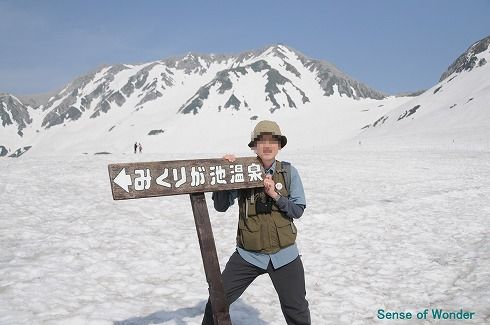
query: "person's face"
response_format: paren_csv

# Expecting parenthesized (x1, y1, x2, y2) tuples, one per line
(253, 134, 280, 162)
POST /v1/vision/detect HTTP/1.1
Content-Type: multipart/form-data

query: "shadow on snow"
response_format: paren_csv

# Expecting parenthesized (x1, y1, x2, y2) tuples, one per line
(113, 299, 267, 325)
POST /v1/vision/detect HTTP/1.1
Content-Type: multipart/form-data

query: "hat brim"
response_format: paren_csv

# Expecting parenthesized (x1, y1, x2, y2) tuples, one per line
(248, 135, 287, 148)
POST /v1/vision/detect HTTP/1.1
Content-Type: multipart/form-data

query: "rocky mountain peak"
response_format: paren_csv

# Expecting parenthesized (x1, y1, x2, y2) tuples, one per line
(439, 35, 490, 82)
(0, 93, 32, 136)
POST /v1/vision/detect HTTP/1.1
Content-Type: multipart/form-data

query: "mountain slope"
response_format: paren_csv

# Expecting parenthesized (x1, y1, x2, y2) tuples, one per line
(0, 93, 32, 135)
(356, 35, 490, 149)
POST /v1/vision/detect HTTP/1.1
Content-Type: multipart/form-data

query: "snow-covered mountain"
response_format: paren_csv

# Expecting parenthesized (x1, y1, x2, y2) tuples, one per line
(1, 37, 489, 157)
(357, 35, 490, 149)
(0, 44, 391, 157)
(0, 93, 34, 156)
(0, 94, 32, 135)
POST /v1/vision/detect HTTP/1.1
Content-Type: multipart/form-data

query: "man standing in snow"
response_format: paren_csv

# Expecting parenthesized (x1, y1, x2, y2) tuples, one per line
(202, 120, 311, 325)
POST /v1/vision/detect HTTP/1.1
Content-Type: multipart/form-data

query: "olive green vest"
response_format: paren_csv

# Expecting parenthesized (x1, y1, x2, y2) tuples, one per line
(237, 160, 297, 254)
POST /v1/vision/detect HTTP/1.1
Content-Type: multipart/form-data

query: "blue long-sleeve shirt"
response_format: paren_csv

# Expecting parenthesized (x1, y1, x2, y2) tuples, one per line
(212, 161, 306, 269)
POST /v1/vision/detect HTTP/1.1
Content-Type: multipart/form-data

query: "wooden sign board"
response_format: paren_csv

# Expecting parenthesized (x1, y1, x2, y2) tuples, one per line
(108, 156, 265, 324)
(108, 157, 265, 200)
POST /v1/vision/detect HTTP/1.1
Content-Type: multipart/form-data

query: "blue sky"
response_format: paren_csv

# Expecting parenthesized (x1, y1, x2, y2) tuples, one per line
(1, 0, 489, 95)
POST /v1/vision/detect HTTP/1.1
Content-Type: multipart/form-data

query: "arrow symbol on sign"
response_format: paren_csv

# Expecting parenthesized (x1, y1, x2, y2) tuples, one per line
(114, 168, 132, 193)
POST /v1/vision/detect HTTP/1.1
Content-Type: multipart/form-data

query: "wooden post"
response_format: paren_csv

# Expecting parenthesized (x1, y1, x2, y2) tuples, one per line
(190, 193, 231, 325)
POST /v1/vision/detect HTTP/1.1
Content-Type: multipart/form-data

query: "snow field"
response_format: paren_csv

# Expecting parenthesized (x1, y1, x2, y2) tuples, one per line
(0, 149, 489, 324)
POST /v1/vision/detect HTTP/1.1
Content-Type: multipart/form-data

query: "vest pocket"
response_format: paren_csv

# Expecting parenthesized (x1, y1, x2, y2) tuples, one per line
(238, 217, 262, 251)
(273, 215, 297, 247)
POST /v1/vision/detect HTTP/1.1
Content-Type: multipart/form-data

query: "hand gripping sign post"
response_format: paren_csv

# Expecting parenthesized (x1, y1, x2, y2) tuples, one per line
(108, 157, 265, 325)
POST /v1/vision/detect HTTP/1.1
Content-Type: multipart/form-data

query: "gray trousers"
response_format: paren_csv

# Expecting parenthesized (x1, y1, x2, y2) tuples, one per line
(202, 251, 311, 325)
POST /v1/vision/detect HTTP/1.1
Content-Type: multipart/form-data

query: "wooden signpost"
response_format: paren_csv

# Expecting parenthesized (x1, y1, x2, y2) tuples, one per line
(108, 157, 265, 325)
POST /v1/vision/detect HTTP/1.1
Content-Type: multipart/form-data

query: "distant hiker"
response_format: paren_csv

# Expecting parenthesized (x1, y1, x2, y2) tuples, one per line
(134, 142, 138, 154)
(202, 120, 311, 325)
(138, 143, 143, 153)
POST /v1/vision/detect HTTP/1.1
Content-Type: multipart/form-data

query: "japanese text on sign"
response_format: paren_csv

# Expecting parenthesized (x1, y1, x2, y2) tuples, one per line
(108, 157, 265, 200)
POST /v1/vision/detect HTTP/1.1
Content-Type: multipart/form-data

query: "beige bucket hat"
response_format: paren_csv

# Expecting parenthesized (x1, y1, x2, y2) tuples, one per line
(248, 120, 287, 148)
